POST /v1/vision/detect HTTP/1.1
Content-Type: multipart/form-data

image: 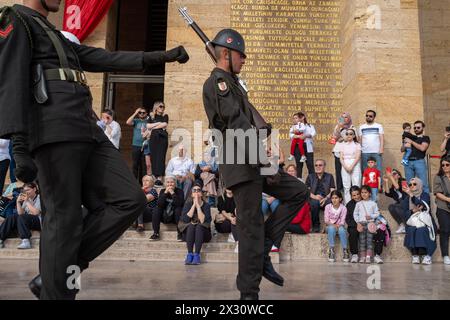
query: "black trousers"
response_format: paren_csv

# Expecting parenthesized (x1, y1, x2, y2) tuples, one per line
(293, 144, 314, 178)
(137, 206, 153, 225)
(0, 213, 41, 240)
(286, 224, 307, 234)
(388, 203, 408, 225)
(231, 171, 308, 295)
(373, 229, 385, 255)
(347, 226, 359, 255)
(215, 219, 239, 241)
(437, 208, 450, 256)
(131, 146, 146, 183)
(0, 159, 10, 193)
(334, 155, 343, 191)
(184, 224, 212, 254)
(33, 141, 147, 300)
(151, 205, 182, 234)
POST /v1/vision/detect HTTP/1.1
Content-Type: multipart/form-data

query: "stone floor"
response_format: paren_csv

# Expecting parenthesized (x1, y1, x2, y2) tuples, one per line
(1, 259, 449, 300)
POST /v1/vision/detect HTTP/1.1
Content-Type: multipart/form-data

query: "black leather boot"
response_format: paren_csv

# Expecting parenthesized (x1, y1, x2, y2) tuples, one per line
(28, 274, 42, 299)
(240, 293, 259, 300)
(262, 238, 284, 286)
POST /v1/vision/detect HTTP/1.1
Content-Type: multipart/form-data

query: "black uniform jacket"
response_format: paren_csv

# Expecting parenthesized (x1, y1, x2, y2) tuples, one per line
(0, 5, 154, 151)
(202, 67, 268, 189)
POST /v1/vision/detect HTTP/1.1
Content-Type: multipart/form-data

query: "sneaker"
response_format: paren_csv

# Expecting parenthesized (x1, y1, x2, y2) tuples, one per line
(288, 155, 294, 161)
(401, 159, 409, 166)
(328, 248, 336, 262)
(184, 253, 194, 265)
(422, 255, 432, 265)
(351, 254, 359, 263)
(234, 242, 239, 253)
(177, 232, 183, 242)
(365, 255, 372, 264)
(343, 249, 350, 262)
(395, 224, 406, 234)
(271, 245, 279, 253)
(149, 233, 160, 241)
(443, 256, 450, 265)
(359, 256, 365, 263)
(17, 239, 31, 250)
(136, 225, 144, 233)
(227, 233, 235, 243)
(0, 240, 4, 248)
(300, 155, 307, 162)
(374, 255, 384, 264)
(192, 253, 201, 265)
(412, 255, 420, 264)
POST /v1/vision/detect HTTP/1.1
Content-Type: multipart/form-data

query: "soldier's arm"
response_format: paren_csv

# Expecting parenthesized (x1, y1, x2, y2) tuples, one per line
(0, 12, 32, 138)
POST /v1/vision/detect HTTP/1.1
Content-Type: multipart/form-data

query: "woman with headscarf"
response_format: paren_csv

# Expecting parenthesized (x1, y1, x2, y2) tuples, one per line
(331, 112, 357, 191)
(402, 177, 436, 265)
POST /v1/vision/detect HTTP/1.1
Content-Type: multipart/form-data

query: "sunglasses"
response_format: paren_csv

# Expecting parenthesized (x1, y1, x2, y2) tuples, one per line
(159, 105, 165, 108)
(315, 164, 324, 167)
(414, 127, 422, 130)
(138, 111, 147, 114)
(409, 183, 417, 187)
(192, 189, 202, 193)
(442, 163, 450, 167)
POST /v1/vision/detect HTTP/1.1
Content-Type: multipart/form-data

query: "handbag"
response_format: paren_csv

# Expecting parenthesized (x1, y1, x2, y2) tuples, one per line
(361, 202, 377, 234)
(439, 176, 450, 211)
(406, 200, 435, 241)
(162, 199, 175, 224)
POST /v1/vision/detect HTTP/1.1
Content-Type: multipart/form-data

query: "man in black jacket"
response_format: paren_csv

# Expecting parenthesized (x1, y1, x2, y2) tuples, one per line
(0, 0, 188, 299)
(202, 29, 308, 300)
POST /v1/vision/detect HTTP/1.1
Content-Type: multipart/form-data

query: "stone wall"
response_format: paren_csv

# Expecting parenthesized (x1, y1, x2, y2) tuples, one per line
(341, 0, 425, 175)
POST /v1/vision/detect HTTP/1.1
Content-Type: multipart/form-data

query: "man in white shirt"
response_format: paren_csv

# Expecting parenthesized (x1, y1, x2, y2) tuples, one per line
(100, 110, 121, 149)
(165, 144, 196, 198)
(358, 110, 384, 172)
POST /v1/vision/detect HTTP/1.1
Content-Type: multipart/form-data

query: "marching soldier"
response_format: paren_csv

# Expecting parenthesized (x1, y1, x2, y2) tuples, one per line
(0, 0, 189, 299)
(202, 29, 309, 300)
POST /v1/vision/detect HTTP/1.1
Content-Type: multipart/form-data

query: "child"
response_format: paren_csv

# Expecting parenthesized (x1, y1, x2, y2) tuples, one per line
(401, 122, 415, 166)
(324, 190, 349, 262)
(346, 186, 361, 263)
(362, 157, 381, 202)
(372, 213, 391, 264)
(288, 116, 307, 162)
(353, 185, 380, 263)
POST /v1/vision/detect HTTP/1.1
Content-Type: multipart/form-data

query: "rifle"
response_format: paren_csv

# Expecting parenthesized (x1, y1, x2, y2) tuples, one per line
(178, 7, 271, 134)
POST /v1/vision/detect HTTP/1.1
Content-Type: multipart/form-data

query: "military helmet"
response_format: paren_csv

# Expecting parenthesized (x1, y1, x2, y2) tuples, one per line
(211, 29, 246, 58)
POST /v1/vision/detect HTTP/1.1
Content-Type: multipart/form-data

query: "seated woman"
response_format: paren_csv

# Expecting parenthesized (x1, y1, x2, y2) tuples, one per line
(0, 183, 42, 249)
(150, 175, 184, 241)
(196, 152, 218, 207)
(136, 175, 158, 232)
(178, 182, 212, 265)
(383, 168, 408, 234)
(403, 177, 437, 265)
(215, 189, 238, 251)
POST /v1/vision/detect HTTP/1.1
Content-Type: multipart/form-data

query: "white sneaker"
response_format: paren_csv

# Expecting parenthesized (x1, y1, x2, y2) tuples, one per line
(288, 155, 294, 161)
(443, 256, 450, 265)
(422, 255, 432, 265)
(365, 255, 372, 264)
(17, 239, 31, 250)
(300, 155, 307, 162)
(350, 254, 359, 263)
(374, 255, 383, 264)
(412, 255, 420, 264)
(234, 242, 239, 253)
(271, 245, 279, 253)
(227, 233, 235, 243)
(395, 224, 406, 234)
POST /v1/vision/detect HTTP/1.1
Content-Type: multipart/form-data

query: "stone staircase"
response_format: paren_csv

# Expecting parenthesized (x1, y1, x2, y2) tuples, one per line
(0, 207, 443, 263)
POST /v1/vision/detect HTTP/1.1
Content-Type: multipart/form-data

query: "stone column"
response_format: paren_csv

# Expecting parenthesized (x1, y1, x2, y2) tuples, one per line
(341, 0, 424, 172)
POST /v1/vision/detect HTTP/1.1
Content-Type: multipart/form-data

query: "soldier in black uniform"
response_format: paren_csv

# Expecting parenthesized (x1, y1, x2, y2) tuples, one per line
(202, 29, 309, 300)
(0, 0, 189, 299)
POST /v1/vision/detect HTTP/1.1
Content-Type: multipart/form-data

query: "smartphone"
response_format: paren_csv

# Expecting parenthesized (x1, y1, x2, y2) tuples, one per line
(401, 181, 408, 189)
(446, 126, 450, 132)
(386, 167, 392, 174)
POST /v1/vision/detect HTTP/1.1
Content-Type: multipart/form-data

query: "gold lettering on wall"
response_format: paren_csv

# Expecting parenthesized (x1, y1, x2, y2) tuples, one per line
(231, 0, 343, 155)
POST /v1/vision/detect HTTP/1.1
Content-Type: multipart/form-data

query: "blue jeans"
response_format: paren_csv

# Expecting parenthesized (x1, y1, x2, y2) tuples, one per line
(403, 158, 429, 193)
(327, 225, 348, 249)
(371, 188, 378, 202)
(261, 198, 280, 216)
(361, 153, 382, 172)
(402, 148, 412, 163)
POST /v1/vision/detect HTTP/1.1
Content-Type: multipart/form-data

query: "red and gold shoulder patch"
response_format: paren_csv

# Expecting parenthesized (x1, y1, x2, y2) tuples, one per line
(0, 23, 13, 39)
(218, 81, 228, 91)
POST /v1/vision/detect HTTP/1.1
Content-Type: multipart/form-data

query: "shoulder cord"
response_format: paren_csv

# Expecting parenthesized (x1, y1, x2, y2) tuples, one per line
(7, 7, 34, 53)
